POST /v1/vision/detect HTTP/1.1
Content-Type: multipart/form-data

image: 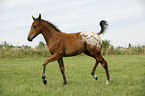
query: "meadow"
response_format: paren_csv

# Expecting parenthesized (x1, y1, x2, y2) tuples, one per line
(0, 55, 144, 96)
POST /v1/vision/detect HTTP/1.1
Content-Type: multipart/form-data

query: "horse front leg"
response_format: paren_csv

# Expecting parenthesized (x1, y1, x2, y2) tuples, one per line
(41, 53, 60, 85)
(57, 58, 67, 85)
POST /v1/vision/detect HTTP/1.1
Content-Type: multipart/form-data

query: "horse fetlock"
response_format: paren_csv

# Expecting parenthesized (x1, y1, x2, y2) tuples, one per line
(91, 72, 98, 80)
(91, 72, 95, 76)
(108, 77, 111, 81)
(41, 74, 46, 79)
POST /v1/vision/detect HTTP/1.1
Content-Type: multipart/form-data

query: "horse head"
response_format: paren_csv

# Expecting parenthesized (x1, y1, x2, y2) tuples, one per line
(28, 14, 42, 42)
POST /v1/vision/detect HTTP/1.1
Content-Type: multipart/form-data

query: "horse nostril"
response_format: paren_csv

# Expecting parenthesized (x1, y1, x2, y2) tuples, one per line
(28, 37, 32, 42)
(28, 37, 30, 41)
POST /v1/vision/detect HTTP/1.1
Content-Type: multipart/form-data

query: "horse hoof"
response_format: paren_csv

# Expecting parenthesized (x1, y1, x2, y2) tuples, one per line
(106, 78, 111, 85)
(43, 79, 47, 85)
(63, 81, 67, 85)
(95, 77, 98, 80)
(106, 80, 109, 85)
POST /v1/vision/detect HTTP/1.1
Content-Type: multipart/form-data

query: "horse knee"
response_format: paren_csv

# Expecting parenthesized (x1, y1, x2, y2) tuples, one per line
(43, 60, 48, 66)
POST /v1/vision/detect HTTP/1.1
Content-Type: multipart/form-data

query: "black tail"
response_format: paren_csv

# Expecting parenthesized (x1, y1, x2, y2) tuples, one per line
(98, 20, 108, 35)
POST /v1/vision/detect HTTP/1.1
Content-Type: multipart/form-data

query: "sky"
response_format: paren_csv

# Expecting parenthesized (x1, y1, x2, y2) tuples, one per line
(0, 0, 145, 47)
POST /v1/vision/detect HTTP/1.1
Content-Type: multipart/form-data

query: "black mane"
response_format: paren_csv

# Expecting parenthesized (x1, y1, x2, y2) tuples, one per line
(41, 19, 61, 32)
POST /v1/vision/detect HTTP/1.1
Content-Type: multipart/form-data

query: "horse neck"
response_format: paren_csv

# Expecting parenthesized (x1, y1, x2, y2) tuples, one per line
(41, 21, 61, 46)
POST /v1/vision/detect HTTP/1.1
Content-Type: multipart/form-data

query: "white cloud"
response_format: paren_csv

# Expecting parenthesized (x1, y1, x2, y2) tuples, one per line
(0, 0, 145, 47)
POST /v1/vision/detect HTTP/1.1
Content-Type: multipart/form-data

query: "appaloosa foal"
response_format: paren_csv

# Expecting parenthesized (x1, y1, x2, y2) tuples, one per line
(28, 14, 111, 85)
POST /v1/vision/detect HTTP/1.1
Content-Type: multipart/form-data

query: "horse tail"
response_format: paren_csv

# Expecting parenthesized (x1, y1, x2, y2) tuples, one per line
(97, 20, 108, 35)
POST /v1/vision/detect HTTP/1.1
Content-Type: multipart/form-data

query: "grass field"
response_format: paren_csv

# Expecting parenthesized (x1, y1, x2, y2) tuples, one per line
(0, 55, 144, 96)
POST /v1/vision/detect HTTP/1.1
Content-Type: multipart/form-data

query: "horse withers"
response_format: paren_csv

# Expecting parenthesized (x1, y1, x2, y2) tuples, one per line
(27, 14, 111, 85)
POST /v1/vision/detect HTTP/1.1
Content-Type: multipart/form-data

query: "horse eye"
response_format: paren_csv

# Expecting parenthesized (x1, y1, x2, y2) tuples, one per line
(33, 25, 37, 28)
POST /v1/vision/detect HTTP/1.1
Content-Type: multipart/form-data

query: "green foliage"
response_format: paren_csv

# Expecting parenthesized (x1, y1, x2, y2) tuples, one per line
(102, 40, 110, 48)
(0, 55, 144, 96)
(102, 40, 110, 55)
(128, 43, 132, 48)
(37, 41, 46, 48)
(0, 41, 13, 48)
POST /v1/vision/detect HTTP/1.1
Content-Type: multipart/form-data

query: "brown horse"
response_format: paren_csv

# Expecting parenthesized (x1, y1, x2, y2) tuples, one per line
(28, 14, 111, 85)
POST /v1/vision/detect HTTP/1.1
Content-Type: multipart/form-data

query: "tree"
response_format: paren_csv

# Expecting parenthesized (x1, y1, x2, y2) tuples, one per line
(102, 40, 110, 55)
(2, 41, 13, 48)
(128, 43, 132, 48)
(102, 40, 110, 48)
(37, 41, 45, 48)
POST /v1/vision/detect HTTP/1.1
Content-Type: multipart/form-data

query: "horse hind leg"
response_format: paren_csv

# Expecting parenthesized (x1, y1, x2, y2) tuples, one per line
(91, 60, 99, 80)
(96, 55, 111, 84)
(83, 50, 99, 80)
(84, 50, 111, 84)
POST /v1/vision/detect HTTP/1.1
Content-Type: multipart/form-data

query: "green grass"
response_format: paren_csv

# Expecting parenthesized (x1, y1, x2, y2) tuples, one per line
(0, 55, 144, 96)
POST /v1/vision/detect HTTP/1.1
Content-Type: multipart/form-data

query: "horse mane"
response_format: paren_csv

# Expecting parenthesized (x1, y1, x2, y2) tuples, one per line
(41, 19, 61, 32)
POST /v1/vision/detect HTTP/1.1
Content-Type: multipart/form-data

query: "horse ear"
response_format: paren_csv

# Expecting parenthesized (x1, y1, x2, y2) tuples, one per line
(38, 14, 41, 20)
(32, 15, 36, 21)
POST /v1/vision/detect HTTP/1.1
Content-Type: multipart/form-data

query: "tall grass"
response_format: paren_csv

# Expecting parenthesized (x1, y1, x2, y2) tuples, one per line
(0, 46, 51, 58)
(0, 43, 50, 58)
(0, 41, 145, 57)
(101, 40, 145, 55)
(102, 45, 145, 55)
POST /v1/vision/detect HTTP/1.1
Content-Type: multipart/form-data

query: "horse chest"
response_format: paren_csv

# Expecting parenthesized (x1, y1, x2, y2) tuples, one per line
(79, 31, 102, 49)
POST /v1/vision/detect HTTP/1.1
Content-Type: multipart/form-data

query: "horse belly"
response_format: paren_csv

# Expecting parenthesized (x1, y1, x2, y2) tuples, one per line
(64, 39, 85, 56)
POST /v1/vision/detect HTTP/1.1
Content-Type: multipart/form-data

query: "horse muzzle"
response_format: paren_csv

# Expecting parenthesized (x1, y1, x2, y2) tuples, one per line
(27, 36, 33, 42)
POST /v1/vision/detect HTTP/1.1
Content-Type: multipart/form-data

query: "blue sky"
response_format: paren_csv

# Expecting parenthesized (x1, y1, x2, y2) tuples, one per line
(0, 0, 145, 47)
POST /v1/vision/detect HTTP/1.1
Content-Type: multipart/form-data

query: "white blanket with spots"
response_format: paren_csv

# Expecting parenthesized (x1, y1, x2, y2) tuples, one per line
(80, 31, 102, 49)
